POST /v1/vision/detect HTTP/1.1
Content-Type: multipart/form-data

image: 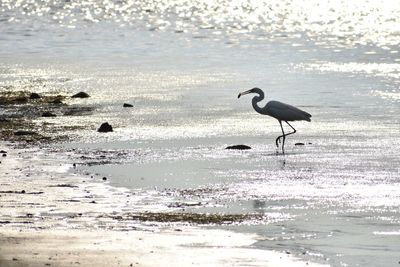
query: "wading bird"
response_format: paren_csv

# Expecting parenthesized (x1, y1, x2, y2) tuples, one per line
(238, 87, 311, 154)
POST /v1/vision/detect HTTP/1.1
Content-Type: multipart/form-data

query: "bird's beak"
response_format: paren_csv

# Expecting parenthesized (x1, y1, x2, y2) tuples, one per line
(237, 89, 253, 99)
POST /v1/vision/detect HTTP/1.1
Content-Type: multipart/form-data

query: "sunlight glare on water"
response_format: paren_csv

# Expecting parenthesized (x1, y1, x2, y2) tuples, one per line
(1, 0, 400, 47)
(1, 0, 400, 266)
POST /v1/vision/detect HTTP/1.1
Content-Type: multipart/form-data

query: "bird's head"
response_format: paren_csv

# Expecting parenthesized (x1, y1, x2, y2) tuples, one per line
(238, 87, 261, 99)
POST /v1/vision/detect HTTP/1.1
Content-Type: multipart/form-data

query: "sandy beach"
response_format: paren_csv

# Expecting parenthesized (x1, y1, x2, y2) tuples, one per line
(0, 145, 323, 267)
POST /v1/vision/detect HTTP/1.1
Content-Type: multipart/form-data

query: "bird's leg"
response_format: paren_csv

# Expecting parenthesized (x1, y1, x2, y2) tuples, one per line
(284, 121, 297, 136)
(275, 121, 286, 154)
(279, 121, 286, 154)
(275, 121, 284, 148)
(277, 121, 297, 154)
(282, 121, 297, 154)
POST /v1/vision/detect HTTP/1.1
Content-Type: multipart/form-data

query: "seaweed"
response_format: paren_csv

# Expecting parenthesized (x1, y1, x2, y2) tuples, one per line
(99, 211, 266, 225)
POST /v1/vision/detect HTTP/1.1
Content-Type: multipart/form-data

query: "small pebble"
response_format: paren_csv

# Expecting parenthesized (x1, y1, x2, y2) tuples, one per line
(71, 92, 90, 98)
(225, 144, 251, 150)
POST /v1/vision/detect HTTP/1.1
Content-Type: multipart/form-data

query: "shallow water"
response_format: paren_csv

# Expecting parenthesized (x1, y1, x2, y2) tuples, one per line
(1, 0, 400, 266)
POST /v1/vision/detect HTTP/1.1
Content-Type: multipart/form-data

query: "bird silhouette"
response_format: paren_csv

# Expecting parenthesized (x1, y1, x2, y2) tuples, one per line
(238, 87, 311, 154)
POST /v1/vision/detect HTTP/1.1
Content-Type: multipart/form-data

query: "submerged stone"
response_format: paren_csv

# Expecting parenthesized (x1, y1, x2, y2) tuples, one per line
(71, 91, 90, 98)
(225, 144, 252, 150)
(42, 111, 57, 117)
(29, 93, 41, 99)
(98, 122, 113, 133)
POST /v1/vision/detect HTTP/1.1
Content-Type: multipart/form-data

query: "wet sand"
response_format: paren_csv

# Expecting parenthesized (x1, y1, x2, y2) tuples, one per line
(0, 144, 324, 267)
(0, 228, 323, 267)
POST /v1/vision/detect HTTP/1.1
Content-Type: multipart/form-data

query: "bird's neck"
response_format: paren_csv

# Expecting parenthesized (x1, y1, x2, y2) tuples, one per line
(252, 94, 266, 115)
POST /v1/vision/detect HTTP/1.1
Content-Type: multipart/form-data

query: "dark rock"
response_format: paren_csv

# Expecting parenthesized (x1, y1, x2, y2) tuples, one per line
(2, 154, 6, 157)
(98, 122, 113, 133)
(123, 103, 133, 107)
(0, 150, 6, 153)
(225, 144, 252, 150)
(102, 177, 107, 181)
(295, 142, 305, 146)
(14, 130, 36, 136)
(21, 190, 25, 194)
(42, 111, 57, 117)
(71, 91, 90, 98)
(29, 93, 41, 99)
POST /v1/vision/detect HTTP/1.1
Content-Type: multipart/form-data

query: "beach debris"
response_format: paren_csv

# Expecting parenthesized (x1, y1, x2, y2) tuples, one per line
(71, 91, 90, 98)
(225, 144, 251, 150)
(295, 142, 305, 146)
(98, 122, 113, 133)
(42, 111, 57, 117)
(29, 93, 41, 99)
(123, 103, 133, 107)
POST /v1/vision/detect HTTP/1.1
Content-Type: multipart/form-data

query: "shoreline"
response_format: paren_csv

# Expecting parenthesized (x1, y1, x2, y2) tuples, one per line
(0, 143, 326, 267)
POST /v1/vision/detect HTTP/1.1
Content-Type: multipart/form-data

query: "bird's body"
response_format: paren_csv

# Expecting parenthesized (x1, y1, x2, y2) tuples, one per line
(238, 87, 311, 154)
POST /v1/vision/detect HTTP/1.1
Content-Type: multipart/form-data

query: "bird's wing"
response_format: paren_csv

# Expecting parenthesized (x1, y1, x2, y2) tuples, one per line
(266, 101, 311, 122)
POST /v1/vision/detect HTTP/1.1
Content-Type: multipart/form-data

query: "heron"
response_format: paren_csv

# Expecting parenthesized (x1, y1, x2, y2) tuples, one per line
(238, 87, 311, 154)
